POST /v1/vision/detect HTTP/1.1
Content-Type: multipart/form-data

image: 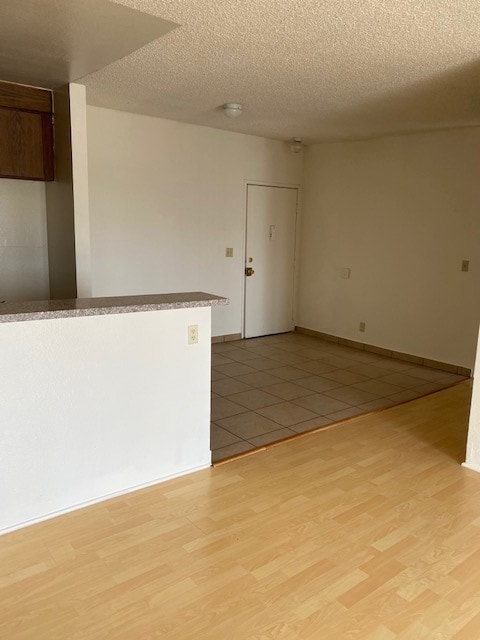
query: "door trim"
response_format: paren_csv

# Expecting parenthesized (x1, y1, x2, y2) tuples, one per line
(242, 181, 301, 339)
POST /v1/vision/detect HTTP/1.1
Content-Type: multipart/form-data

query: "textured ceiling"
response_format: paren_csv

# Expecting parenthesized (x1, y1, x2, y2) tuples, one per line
(0, 0, 177, 89)
(80, 0, 480, 142)
(16, 1, 480, 142)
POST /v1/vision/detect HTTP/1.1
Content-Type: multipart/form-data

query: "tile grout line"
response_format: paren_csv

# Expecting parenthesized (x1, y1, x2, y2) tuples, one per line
(211, 333, 469, 462)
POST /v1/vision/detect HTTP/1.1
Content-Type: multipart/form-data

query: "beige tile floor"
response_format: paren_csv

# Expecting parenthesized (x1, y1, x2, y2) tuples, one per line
(211, 332, 467, 462)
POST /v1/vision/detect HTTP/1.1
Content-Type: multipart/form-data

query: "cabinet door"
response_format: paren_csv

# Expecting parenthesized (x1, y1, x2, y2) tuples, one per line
(0, 108, 54, 181)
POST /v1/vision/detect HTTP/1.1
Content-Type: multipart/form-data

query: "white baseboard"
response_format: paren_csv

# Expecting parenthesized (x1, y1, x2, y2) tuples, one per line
(0, 462, 211, 536)
(461, 461, 480, 474)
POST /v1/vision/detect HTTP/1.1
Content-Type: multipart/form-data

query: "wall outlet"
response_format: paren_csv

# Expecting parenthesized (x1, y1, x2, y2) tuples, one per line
(359, 322, 366, 332)
(225, 248, 233, 258)
(461, 259, 469, 272)
(341, 267, 351, 279)
(188, 324, 198, 344)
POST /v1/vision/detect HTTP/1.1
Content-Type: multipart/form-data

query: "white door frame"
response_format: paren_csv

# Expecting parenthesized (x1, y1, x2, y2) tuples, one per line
(242, 180, 302, 339)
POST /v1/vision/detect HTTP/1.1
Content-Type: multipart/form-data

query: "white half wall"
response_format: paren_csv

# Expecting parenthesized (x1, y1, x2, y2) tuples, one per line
(297, 128, 480, 369)
(0, 307, 211, 533)
(0, 179, 49, 301)
(86, 106, 302, 336)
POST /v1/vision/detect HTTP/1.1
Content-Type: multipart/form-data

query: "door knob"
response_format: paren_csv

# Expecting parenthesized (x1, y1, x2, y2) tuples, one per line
(245, 267, 255, 276)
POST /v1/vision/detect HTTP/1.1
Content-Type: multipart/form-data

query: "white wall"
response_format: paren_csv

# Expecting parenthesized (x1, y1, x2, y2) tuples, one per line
(86, 106, 302, 336)
(0, 307, 212, 533)
(464, 325, 480, 472)
(297, 128, 480, 369)
(0, 179, 49, 301)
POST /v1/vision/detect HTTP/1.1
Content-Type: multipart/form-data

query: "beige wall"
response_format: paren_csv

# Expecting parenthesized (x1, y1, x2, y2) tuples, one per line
(46, 83, 91, 300)
(86, 107, 479, 365)
(70, 84, 92, 298)
(45, 85, 77, 300)
(0, 179, 49, 301)
(86, 106, 302, 336)
(297, 128, 480, 369)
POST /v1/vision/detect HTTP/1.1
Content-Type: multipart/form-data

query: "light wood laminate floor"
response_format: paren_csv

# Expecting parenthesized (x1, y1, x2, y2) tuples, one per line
(1, 381, 478, 639)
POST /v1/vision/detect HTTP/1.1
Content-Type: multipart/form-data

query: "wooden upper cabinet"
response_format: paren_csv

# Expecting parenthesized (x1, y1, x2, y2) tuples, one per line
(0, 81, 54, 181)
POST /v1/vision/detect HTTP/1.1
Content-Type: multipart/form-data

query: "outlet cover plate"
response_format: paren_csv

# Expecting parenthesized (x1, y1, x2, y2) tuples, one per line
(188, 324, 198, 344)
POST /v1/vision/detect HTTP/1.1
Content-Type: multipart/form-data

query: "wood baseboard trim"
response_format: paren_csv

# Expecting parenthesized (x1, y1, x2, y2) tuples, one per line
(295, 326, 471, 377)
(211, 333, 242, 344)
(212, 446, 266, 466)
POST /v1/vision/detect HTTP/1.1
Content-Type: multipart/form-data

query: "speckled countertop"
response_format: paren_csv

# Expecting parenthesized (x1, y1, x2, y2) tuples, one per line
(0, 292, 228, 323)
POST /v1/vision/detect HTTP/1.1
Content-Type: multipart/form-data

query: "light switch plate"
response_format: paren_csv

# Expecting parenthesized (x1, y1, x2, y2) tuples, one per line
(461, 259, 469, 272)
(225, 248, 233, 258)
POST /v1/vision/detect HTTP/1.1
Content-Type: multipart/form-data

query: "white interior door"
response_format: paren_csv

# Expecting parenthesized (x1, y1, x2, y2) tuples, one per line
(244, 184, 298, 338)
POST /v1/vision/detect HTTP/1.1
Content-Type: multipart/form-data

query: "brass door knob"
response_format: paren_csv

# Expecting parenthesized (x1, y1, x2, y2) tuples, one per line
(245, 267, 255, 276)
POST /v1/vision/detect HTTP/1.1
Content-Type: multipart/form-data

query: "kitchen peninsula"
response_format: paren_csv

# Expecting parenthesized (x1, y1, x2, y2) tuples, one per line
(0, 292, 227, 534)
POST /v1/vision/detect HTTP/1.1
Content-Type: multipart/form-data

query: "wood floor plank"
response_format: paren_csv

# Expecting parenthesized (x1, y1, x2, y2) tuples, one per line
(0, 381, 479, 639)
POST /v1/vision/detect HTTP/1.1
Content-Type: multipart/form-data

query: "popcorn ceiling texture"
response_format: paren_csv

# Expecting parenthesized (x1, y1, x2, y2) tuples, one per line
(82, 0, 480, 142)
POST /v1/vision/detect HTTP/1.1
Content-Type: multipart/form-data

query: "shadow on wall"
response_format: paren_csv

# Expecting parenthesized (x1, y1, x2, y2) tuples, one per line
(316, 59, 480, 142)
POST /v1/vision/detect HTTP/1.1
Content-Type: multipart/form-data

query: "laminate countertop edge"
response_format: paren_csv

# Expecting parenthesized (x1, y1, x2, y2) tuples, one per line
(0, 292, 229, 323)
